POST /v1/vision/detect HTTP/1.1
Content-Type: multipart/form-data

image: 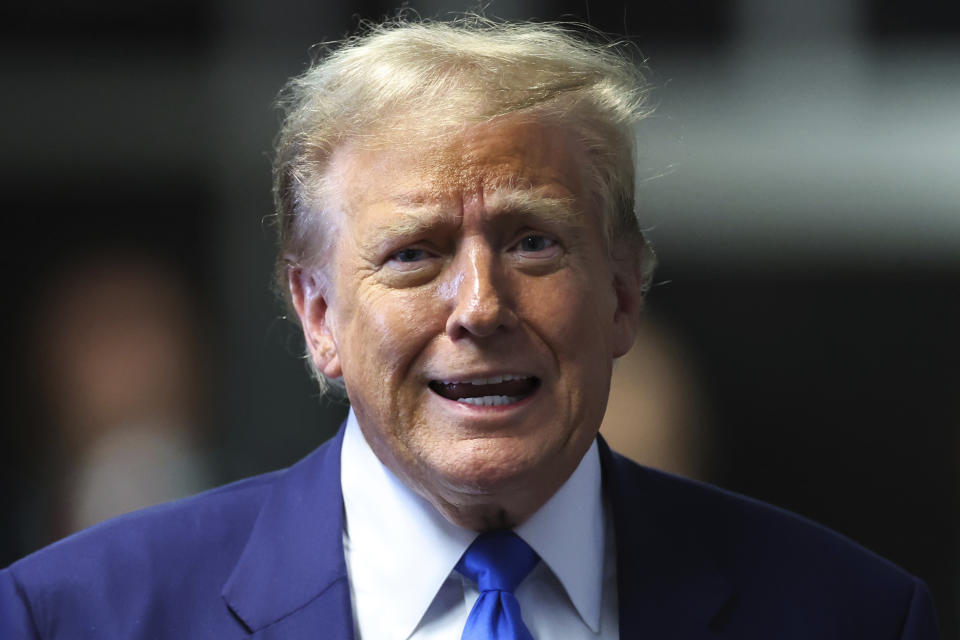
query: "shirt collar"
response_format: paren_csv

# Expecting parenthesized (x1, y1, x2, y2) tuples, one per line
(515, 435, 606, 633)
(341, 410, 475, 640)
(340, 408, 606, 639)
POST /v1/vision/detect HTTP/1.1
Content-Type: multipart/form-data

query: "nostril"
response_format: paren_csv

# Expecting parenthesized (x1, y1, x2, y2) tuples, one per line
(446, 300, 512, 338)
(450, 285, 519, 335)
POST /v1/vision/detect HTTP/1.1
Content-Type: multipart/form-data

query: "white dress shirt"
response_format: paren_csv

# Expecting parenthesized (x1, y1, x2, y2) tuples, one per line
(340, 409, 619, 640)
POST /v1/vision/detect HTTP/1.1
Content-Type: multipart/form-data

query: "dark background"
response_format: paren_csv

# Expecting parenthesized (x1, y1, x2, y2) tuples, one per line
(1, 0, 957, 635)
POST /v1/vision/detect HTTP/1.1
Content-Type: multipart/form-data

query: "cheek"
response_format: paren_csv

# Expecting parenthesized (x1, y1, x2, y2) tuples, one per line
(521, 270, 616, 354)
(338, 286, 444, 390)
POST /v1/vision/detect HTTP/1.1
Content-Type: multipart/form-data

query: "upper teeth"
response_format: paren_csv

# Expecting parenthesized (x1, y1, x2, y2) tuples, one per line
(444, 374, 527, 385)
(457, 395, 521, 406)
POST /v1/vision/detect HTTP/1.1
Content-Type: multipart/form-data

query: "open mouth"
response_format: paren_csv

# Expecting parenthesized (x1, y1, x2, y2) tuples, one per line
(428, 374, 540, 407)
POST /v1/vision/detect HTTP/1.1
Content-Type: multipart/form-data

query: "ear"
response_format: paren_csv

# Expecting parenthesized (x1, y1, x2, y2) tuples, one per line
(609, 244, 647, 358)
(289, 267, 342, 379)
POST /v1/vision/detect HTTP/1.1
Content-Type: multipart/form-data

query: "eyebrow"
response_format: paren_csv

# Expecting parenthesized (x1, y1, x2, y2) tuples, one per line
(485, 188, 581, 225)
(357, 187, 582, 255)
(355, 204, 455, 256)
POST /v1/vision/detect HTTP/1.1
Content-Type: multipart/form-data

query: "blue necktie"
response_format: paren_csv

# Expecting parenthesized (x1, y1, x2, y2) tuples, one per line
(456, 531, 540, 640)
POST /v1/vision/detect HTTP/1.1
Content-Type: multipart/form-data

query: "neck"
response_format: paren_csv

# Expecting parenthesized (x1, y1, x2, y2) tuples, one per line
(400, 457, 582, 532)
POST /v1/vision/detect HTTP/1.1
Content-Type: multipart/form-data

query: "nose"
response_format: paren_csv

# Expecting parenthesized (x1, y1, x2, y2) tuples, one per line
(444, 242, 518, 339)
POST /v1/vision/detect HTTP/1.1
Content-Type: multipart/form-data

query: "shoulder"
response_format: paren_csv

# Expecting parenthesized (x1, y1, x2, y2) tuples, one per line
(603, 447, 939, 637)
(0, 472, 283, 637)
(2, 465, 288, 638)
(1, 430, 347, 639)
(11, 469, 277, 578)
(605, 445, 907, 577)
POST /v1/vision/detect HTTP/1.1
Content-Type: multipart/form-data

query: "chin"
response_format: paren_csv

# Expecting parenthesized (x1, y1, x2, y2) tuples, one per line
(429, 436, 558, 495)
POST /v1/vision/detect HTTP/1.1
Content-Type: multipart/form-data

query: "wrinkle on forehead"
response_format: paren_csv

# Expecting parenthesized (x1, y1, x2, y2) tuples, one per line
(433, 120, 586, 195)
(332, 116, 590, 217)
(319, 116, 609, 275)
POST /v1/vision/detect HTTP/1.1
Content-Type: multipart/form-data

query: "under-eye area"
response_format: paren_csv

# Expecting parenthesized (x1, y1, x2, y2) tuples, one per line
(428, 375, 541, 406)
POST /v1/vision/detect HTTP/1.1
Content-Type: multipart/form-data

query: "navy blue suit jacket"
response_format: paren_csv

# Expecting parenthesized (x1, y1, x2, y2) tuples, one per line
(1, 427, 939, 638)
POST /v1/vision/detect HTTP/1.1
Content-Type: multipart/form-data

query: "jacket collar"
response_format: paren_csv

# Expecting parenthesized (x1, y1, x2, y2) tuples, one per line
(222, 426, 353, 637)
(220, 425, 733, 638)
(598, 435, 734, 638)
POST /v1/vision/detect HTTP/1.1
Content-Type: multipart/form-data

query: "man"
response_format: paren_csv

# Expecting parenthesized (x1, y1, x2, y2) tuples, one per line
(0, 17, 939, 639)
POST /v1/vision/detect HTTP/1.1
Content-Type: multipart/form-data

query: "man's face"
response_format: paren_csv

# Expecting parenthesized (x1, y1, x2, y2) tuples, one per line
(294, 118, 641, 526)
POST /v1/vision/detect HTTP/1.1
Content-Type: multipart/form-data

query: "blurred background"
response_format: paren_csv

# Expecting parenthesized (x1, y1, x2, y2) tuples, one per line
(1, 0, 957, 634)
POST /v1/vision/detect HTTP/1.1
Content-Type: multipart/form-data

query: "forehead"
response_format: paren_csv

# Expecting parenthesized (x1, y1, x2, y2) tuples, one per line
(330, 118, 590, 216)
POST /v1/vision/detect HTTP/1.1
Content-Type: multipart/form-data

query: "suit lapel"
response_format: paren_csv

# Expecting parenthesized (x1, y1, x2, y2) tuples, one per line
(219, 428, 733, 638)
(598, 436, 734, 639)
(222, 426, 354, 639)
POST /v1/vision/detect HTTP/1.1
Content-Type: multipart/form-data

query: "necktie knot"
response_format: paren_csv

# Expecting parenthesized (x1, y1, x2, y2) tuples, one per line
(456, 531, 539, 593)
(455, 531, 539, 639)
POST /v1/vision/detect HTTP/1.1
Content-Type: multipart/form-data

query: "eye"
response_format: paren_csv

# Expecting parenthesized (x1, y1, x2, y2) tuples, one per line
(391, 248, 428, 263)
(515, 234, 556, 253)
(383, 246, 441, 278)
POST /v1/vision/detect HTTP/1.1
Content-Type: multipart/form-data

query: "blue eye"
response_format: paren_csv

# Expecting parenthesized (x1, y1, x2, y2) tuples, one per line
(518, 235, 555, 252)
(392, 248, 427, 263)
